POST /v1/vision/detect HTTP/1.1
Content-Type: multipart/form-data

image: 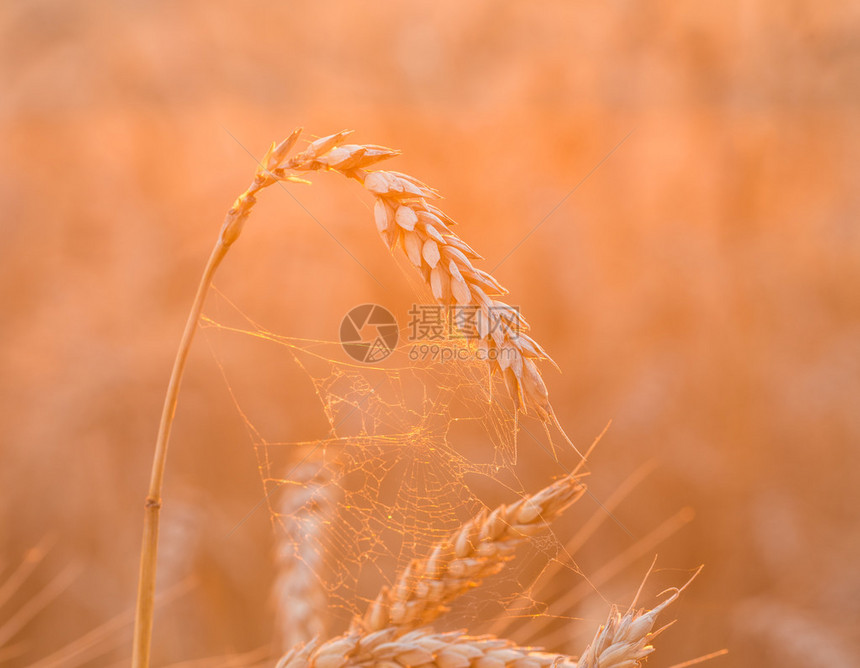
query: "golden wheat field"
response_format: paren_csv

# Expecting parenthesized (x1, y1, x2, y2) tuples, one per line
(1, 2, 859, 667)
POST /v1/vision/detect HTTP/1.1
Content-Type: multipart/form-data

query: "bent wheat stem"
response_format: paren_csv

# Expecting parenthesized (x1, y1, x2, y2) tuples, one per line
(132, 237, 227, 668)
(132, 129, 307, 668)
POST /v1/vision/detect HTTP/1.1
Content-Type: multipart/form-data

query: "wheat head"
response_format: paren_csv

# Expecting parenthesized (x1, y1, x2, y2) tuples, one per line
(277, 628, 576, 668)
(351, 472, 586, 634)
(575, 570, 700, 668)
(266, 130, 558, 422)
(276, 576, 690, 668)
(273, 458, 336, 652)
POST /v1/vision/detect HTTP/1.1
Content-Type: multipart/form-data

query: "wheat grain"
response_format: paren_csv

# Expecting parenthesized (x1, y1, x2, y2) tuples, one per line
(351, 472, 586, 634)
(267, 130, 558, 422)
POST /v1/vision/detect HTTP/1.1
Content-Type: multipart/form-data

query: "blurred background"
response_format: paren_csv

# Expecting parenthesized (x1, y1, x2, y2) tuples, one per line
(1, 1, 858, 666)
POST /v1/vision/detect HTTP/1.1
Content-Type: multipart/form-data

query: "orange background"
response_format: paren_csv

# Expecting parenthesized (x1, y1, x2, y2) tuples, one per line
(1, 2, 858, 666)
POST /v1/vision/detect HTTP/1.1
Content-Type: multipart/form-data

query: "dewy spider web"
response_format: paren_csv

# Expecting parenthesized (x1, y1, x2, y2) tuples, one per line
(200, 292, 588, 652)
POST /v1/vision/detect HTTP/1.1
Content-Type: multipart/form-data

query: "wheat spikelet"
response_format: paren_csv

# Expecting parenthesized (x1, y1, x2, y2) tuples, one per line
(273, 458, 336, 652)
(575, 606, 661, 668)
(575, 569, 700, 668)
(266, 130, 558, 423)
(350, 472, 586, 634)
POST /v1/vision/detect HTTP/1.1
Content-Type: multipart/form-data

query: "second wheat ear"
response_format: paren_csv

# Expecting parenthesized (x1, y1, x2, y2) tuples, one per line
(353, 471, 587, 634)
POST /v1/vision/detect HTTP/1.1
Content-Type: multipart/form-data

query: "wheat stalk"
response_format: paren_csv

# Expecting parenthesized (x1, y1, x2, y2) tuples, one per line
(270, 131, 560, 424)
(133, 128, 315, 667)
(351, 472, 586, 634)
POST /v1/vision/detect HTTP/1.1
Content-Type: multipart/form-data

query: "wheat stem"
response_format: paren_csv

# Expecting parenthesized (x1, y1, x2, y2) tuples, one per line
(131, 228, 240, 667)
(132, 129, 306, 667)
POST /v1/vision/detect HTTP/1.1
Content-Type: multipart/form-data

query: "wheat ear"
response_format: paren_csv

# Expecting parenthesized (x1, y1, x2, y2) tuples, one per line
(277, 574, 691, 668)
(351, 472, 586, 634)
(273, 131, 559, 424)
(277, 628, 577, 668)
(275, 578, 692, 668)
(575, 568, 701, 668)
(273, 458, 336, 652)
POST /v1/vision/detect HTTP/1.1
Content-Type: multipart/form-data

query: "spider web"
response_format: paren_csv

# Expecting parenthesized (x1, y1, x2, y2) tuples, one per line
(200, 288, 587, 646)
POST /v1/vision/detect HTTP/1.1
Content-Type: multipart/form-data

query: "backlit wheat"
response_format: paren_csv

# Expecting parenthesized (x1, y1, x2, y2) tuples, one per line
(134, 130, 698, 668)
(266, 130, 558, 422)
(575, 570, 700, 668)
(275, 577, 690, 668)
